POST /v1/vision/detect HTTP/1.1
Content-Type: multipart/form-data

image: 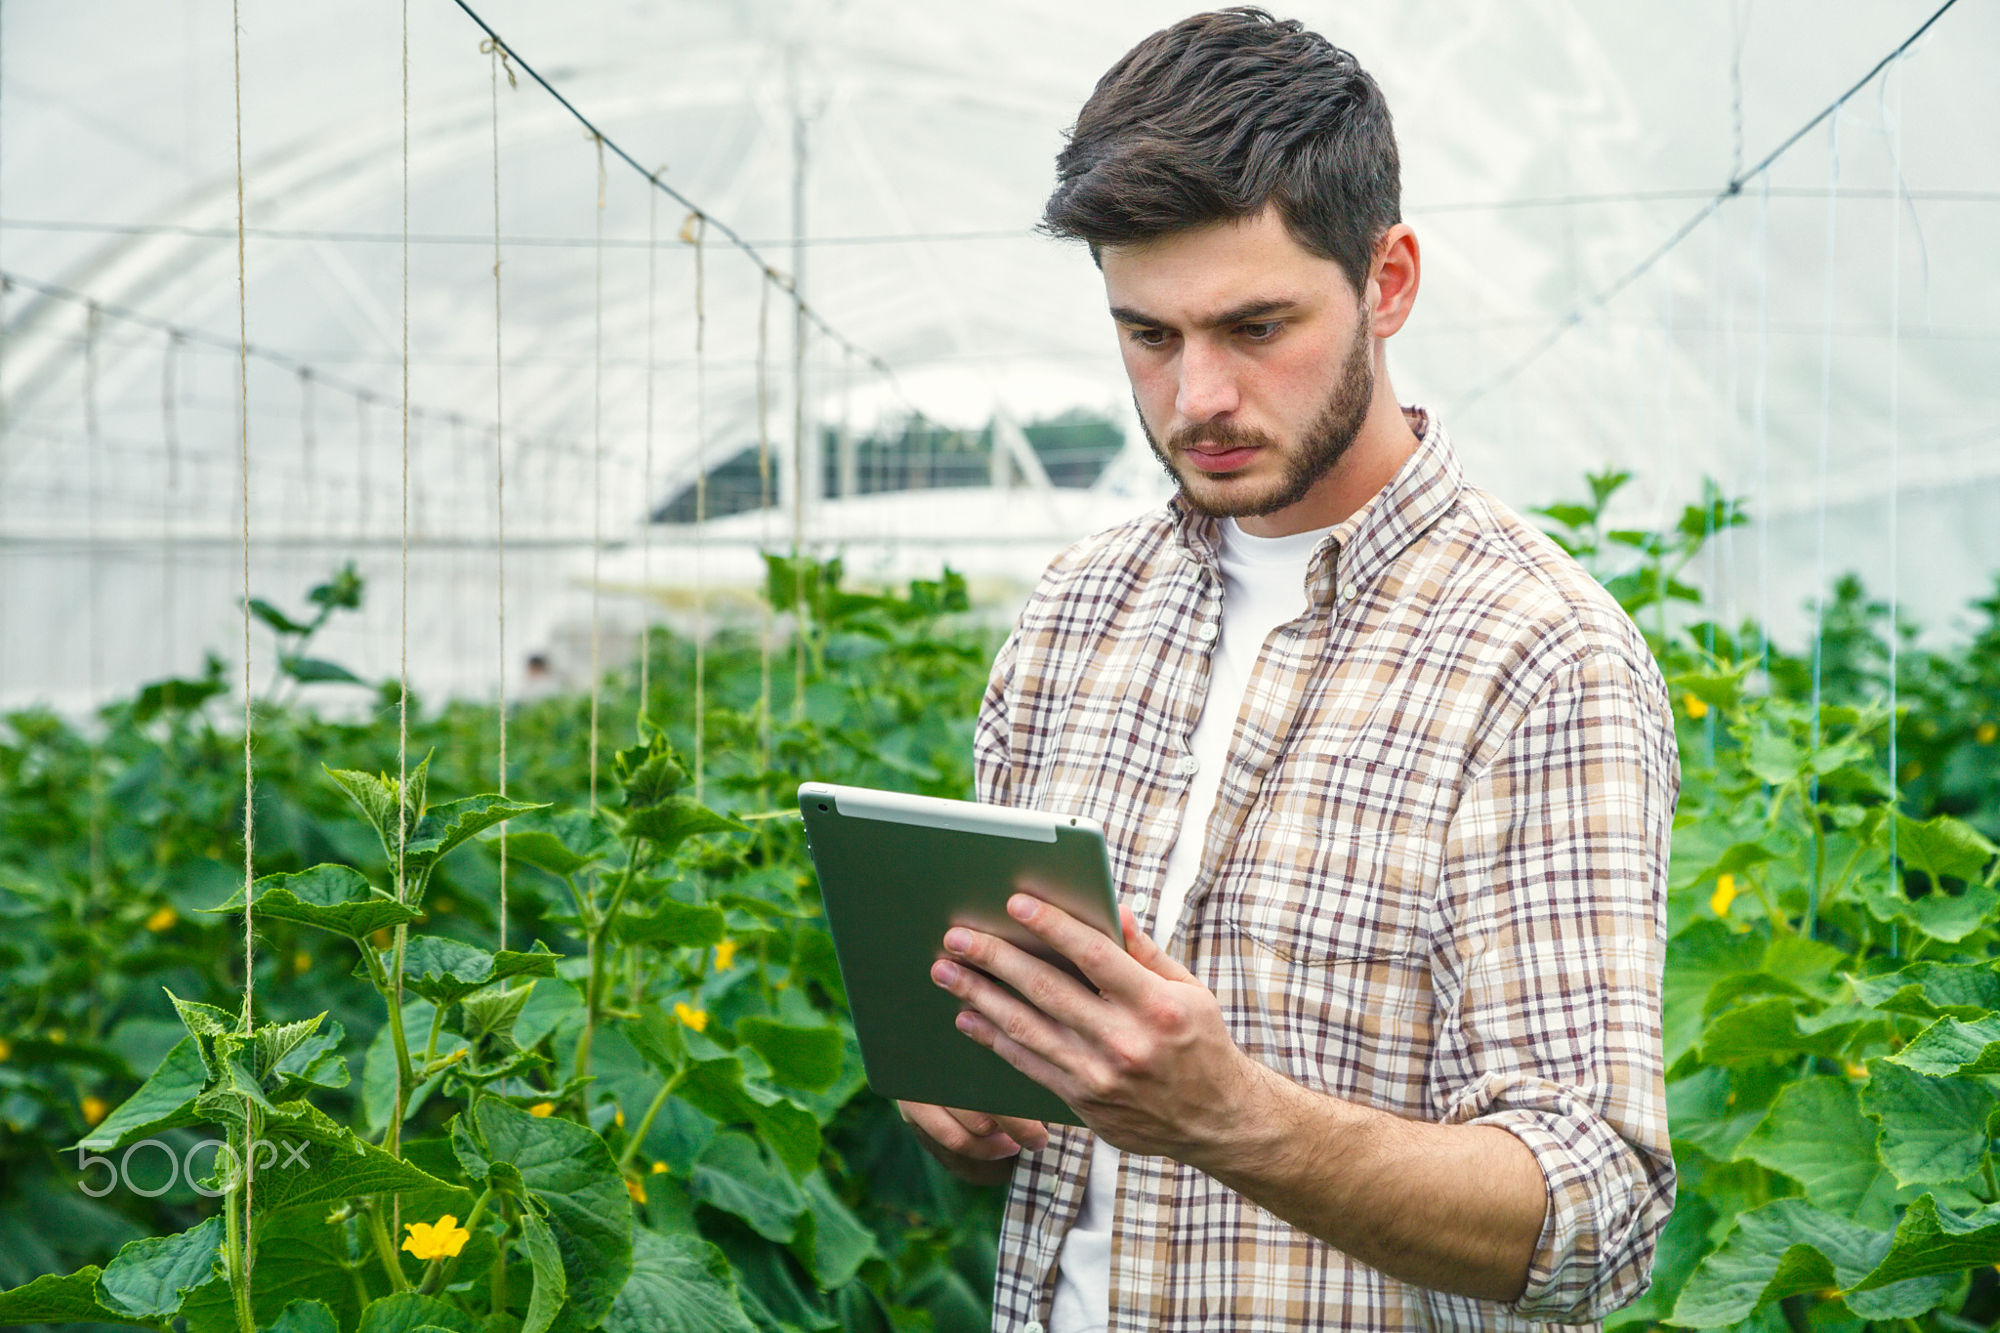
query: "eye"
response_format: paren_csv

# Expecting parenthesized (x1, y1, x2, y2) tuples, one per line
(1124, 326, 1171, 349)
(1237, 321, 1283, 342)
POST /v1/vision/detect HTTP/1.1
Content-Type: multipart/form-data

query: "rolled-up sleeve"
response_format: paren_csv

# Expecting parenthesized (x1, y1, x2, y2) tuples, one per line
(1427, 648, 1679, 1323)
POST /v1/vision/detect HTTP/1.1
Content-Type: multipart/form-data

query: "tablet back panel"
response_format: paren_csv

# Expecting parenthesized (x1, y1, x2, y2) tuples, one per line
(799, 783, 1118, 1126)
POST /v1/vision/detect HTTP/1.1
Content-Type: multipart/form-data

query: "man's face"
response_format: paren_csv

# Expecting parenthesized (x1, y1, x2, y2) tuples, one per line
(1100, 207, 1376, 531)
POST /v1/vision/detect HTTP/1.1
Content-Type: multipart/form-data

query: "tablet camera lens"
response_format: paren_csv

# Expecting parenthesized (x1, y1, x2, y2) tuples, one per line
(817, 802, 829, 811)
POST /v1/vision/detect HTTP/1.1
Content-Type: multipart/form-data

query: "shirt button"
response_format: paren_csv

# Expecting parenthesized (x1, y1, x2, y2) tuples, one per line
(1197, 621, 1219, 641)
(1025, 1323, 1045, 1333)
(1175, 754, 1199, 777)
(1338, 581, 1358, 603)
(1130, 892, 1149, 913)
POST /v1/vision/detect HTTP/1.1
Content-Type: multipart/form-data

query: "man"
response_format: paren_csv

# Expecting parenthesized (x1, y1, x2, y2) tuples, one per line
(898, 9, 1678, 1330)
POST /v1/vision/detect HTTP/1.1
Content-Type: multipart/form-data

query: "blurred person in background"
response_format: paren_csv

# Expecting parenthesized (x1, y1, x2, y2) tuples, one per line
(897, 8, 1679, 1330)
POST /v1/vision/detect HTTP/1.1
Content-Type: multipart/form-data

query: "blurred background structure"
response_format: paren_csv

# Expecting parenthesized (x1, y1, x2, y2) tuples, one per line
(0, 0, 1993, 710)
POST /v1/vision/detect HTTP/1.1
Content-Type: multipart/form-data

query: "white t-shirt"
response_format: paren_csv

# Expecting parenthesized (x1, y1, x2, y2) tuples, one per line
(1048, 516, 1333, 1333)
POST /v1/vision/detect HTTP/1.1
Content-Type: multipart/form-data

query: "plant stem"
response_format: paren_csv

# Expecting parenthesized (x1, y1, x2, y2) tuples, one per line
(222, 1123, 256, 1333)
(617, 1067, 689, 1172)
(424, 1002, 446, 1067)
(579, 843, 644, 1087)
(366, 1202, 413, 1292)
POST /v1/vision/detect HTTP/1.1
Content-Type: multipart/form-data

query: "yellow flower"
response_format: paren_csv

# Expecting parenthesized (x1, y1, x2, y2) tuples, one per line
(145, 906, 178, 933)
(1977, 722, 1998, 744)
(401, 1215, 470, 1261)
(649, 1161, 667, 1175)
(614, 1109, 626, 1128)
(713, 939, 739, 971)
(1682, 692, 1709, 720)
(370, 927, 394, 950)
(529, 1101, 556, 1118)
(625, 1177, 647, 1205)
(1710, 873, 1739, 918)
(0, 1038, 10, 1061)
(673, 1002, 709, 1033)
(81, 1096, 109, 1126)
(294, 950, 312, 975)
(432, 896, 455, 915)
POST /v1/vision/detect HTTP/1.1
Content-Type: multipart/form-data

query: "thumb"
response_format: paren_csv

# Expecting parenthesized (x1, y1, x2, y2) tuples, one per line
(1121, 905, 1196, 983)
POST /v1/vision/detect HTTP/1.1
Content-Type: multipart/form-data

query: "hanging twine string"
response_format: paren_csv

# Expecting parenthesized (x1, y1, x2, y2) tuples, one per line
(231, 0, 257, 1288)
(354, 394, 372, 538)
(391, 0, 412, 1241)
(640, 172, 661, 719)
(484, 34, 513, 954)
(1804, 113, 1843, 942)
(686, 213, 708, 802)
(756, 276, 773, 768)
(588, 132, 606, 811)
(83, 303, 105, 892)
(162, 332, 182, 670)
(1883, 59, 1906, 945)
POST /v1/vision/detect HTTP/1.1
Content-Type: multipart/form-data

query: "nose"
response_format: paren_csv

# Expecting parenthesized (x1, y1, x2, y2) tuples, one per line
(1174, 339, 1239, 424)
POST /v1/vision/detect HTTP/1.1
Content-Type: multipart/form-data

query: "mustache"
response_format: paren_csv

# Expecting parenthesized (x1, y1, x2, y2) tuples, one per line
(1165, 421, 1276, 453)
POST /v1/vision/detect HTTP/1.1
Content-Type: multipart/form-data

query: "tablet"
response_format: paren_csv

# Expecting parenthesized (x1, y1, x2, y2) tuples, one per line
(798, 781, 1122, 1127)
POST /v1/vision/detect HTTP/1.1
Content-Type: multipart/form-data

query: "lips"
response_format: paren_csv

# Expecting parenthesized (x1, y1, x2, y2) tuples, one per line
(1183, 445, 1259, 474)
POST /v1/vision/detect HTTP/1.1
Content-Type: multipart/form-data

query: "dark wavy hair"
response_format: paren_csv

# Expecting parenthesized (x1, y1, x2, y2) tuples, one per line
(1041, 8, 1401, 294)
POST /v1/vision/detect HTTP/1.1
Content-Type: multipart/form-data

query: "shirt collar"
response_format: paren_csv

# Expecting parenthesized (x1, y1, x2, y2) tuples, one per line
(1167, 404, 1463, 609)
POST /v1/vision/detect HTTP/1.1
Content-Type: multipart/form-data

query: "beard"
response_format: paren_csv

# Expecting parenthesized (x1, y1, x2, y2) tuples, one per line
(1139, 314, 1375, 520)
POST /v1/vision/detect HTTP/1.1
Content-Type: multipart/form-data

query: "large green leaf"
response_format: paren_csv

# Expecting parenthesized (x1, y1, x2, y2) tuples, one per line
(519, 1210, 567, 1333)
(248, 1100, 465, 1216)
(405, 795, 548, 880)
(676, 1055, 823, 1180)
(1699, 996, 1871, 1065)
(355, 1293, 480, 1333)
(603, 1229, 760, 1333)
(1670, 1199, 1952, 1326)
(1886, 1014, 2000, 1077)
(80, 1036, 208, 1150)
(608, 897, 726, 949)
(1852, 1194, 2000, 1288)
(325, 759, 427, 863)
(97, 1217, 222, 1320)
(737, 1018, 844, 1095)
(471, 1099, 634, 1333)
(622, 798, 748, 857)
(1662, 922, 1766, 1068)
(793, 1171, 879, 1290)
(1896, 812, 1999, 886)
(1856, 871, 2000, 944)
(1861, 1060, 1998, 1189)
(392, 935, 560, 1006)
(690, 1131, 807, 1242)
(0, 1268, 163, 1330)
(1852, 960, 2000, 1020)
(266, 1302, 340, 1333)
(1732, 1077, 1884, 1213)
(494, 809, 620, 879)
(204, 864, 418, 941)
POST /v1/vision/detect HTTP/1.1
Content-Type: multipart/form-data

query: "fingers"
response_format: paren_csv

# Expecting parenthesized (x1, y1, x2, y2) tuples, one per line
(999, 891, 1153, 1001)
(932, 950, 1085, 1053)
(1120, 904, 1197, 983)
(897, 1099, 1049, 1156)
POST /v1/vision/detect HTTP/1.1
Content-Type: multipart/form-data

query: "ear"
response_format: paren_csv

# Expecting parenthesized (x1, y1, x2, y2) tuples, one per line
(1365, 223, 1421, 338)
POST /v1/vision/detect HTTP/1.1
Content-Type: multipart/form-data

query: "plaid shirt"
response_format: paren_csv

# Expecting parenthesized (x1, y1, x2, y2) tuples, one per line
(973, 409, 1678, 1332)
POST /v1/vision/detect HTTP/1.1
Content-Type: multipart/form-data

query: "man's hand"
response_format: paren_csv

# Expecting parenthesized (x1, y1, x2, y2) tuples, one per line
(930, 890, 1547, 1302)
(930, 892, 1264, 1162)
(896, 1100, 1048, 1186)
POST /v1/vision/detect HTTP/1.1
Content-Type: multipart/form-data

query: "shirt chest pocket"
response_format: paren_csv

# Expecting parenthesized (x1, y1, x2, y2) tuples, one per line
(1222, 818, 1437, 964)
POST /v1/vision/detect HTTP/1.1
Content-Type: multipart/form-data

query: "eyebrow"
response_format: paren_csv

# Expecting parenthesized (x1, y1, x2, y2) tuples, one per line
(1108, 297, 1299, 330)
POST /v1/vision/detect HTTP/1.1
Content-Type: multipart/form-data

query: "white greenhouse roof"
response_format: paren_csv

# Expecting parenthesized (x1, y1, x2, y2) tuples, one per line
(0, 0, 1996, 708)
